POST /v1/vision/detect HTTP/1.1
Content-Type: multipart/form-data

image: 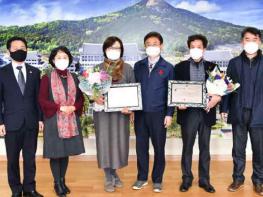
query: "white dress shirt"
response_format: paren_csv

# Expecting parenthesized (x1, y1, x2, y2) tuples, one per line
(148, 56, 160, 73)
(12, 62, 27, 83)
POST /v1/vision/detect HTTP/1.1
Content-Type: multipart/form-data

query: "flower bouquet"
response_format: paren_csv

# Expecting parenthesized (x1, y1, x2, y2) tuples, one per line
(206, 66, 240, 96)
(78, 66, 112, 99)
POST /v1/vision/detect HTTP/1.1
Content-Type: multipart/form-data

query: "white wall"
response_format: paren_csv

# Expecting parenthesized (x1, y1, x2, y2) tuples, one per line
(0, 136, 253, 159)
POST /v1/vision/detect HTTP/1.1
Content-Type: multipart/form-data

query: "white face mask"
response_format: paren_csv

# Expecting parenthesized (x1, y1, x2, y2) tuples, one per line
(244, 42, 259, 55)
(190, 48, 203, 60)
(146, 46, 161, 58)
(106, 49, 121, 61)
(55, 59, 69, 70)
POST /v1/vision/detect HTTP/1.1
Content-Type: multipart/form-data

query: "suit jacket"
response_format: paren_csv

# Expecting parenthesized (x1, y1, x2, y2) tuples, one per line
(0, 63, 42, 131)
(134, 56, 175, 116)
(174, 59, 217, 126)
(220, 50, 263, 127)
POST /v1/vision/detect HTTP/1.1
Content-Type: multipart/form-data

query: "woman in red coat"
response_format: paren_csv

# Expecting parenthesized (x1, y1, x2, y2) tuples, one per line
(38, 46, 85, 197)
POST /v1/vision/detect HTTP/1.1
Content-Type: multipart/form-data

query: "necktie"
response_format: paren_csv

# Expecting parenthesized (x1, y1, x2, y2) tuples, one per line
(149, 64, 153, 72)
(16, 66, 25, 94)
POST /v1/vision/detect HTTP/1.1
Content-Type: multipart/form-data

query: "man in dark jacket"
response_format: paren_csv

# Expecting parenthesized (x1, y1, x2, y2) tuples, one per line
(220, 27, 263, 196)
(175, 34, 221, 193)
(0, 37, 43, 197)
(132, 32, 174, 193)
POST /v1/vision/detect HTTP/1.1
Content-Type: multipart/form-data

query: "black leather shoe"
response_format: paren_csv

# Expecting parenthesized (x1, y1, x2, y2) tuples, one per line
(23, 190, 43, 197)
(228, 180, 244, 192)
(12, 192, 22, 197)
(54, 182, 66, 197)
(179, 181, 192, 192)
(60, 178, 71, 194)
(199, 182, 216, 193)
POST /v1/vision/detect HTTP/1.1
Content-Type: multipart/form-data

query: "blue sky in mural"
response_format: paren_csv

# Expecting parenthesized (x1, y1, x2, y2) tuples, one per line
(0, 0, 262, 28)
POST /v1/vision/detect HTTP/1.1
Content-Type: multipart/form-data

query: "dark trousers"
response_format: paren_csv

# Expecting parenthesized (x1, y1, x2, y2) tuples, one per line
(180, 109, 211, 184)
(134, 111, 166, 183)
(232, 108, 263, 184)
(5, 123, 38, 193)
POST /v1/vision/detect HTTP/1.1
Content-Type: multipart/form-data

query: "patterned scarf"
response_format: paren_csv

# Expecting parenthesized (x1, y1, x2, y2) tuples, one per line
(51, 70, 79, 139)
(103, 58, 124, 82)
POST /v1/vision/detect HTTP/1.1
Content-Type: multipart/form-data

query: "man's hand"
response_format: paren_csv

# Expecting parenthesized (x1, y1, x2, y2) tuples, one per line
(39, 121, 44, 132)
(0, 124, 6, 137)
(206, 95, 222, 112)
(164, 116, 173, 128)
(177, 105, 187, 110)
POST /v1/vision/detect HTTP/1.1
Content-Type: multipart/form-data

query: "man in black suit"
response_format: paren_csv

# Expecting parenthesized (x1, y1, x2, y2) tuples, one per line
(174, 34, 221, 193)
(221, 27, 263, 196)
(0, 37, 44, 197)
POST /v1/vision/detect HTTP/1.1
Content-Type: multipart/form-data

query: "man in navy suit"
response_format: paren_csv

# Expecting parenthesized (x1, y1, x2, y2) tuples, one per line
(0, 37, 44, 197)
(132, 32, 174, 193)
(221, 27, 263, 196)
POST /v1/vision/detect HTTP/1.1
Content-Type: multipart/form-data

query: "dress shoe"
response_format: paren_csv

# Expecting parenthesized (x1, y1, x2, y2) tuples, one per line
(179, 181, 192, 192)
(254, 184, 263, 196)
(228, 181, 244, 192)
(23, 190, 43, 197)
(60, 178, 71, 194)
(11, 192, 22, 197)
(54, 182, 66, 197)
(199, 182, 216, 193)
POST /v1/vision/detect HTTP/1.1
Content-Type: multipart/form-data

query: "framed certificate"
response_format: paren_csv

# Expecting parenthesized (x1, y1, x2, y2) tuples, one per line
(168, 80, 207, 107)
(104, 83, 143, 112)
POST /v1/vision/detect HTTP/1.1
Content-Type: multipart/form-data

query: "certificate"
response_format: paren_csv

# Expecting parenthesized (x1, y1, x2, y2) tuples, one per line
(104, 83, 143, 112)
(168, 80, 207, 107)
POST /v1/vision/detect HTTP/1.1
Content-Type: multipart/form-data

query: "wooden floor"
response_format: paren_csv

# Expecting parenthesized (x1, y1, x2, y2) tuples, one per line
(0, 157, 259, 197)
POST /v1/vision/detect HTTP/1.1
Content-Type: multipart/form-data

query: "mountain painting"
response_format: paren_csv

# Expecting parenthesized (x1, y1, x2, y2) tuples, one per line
(0, 0, 262, 56)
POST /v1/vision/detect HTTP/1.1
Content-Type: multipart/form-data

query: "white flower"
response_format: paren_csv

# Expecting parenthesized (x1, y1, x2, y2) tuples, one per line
(88, 72, 101, 85)
(206, 79, 228, 96)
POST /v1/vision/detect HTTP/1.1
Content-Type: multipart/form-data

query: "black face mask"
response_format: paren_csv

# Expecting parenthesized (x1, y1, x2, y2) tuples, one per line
(10, 50, 27, 62)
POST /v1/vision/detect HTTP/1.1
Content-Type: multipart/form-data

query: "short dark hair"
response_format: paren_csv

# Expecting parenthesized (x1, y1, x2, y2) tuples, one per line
(187, 34, 208, 48)
(49, 46, 73, 68)
(103, 36, 124, 58)
(6, 36, 28, 50)
(144, 32, 163, 44)
(241, 27, 262, 39)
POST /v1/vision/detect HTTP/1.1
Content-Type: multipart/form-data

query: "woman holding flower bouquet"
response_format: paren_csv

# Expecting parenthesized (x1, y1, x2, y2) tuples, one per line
(91, 36, 135, 192)
(38, 46, 85, 197)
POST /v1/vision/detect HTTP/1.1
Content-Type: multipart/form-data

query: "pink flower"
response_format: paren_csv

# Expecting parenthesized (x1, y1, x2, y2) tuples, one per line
(100, 70, 110, 81)
(88, 72, 101, 85)
(82, 70, 89, 78)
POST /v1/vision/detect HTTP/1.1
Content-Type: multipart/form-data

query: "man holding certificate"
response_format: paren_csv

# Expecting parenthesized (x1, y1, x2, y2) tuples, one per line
(132, 32, 174, 193)
(174, 34, 221, 193)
